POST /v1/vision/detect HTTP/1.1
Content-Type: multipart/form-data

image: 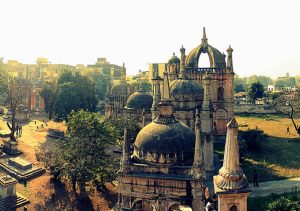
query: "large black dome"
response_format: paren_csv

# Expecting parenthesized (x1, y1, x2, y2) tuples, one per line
(125, 91, 153, 110)
(170, 78, 204, 102)
(133, 116, 195, 164)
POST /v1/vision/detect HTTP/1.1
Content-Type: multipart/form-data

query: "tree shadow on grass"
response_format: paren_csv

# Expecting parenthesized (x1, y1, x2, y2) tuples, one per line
(241, 158, 287, 183)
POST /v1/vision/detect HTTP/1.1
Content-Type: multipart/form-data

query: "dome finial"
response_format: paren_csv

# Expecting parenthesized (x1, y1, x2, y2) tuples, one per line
(202, 27, 208, 45)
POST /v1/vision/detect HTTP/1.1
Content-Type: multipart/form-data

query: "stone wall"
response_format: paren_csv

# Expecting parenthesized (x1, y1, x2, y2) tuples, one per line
(234, 104, 276, 114)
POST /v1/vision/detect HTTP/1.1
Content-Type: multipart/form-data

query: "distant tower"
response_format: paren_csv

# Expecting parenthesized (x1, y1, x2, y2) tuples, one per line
(213, 117, 250, 211)
(226, 45, 233, 71)
(151, 65, 162, 120)
(201, 74, 214, 175)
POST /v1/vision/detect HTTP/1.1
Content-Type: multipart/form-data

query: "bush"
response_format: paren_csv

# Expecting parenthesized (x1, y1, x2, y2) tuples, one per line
(267, 196, 300, 210)
(240, 128, 268, 151)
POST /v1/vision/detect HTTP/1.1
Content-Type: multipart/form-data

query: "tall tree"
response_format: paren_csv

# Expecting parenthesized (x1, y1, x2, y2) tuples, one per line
(54, 71, 98, 120)
(273, 90, 300, 136)
(131, 81, 152, 92)
(85, 69, 110, 101)
(54, 110, 116, 198)
(40, 80, 57, 119)
(248, 81, 265, 104)
(0, 65, 32, 141)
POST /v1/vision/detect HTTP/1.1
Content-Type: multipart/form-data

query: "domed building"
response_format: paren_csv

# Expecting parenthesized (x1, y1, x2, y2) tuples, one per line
(105, 63, 133, 118)
(124, 89, 153, 127)
(116, 71, 205, 211)
(150, 28, 235, 174)
(167, 53, 180, 81)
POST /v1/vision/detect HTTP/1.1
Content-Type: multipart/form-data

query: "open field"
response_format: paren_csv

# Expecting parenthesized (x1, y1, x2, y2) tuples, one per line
(236, 114, 300, 182)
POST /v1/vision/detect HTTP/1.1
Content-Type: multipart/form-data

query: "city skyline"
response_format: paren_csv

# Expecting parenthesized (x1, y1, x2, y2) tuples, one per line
(0, 0, 300, 78)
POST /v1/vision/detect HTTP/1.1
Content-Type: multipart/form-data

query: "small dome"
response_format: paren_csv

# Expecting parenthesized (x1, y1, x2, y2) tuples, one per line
(133, 116, 195, 164)
(111, 80, 132, 95)
(125, 91, 153, 110)
(168, 53, 180, 64)
(170, 79, 204, 102)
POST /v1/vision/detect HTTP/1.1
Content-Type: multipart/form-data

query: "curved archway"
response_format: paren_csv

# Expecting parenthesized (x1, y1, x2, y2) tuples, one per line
(230, 205, 238, 211)
(197, 52, 212, 68)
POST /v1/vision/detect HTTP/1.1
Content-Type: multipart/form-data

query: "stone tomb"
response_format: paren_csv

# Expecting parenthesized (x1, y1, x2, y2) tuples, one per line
(3, 139, 23, 156)
(0, 157, 45, 181)
(0, 175, 29, 210)
(8, 157, 32, 171)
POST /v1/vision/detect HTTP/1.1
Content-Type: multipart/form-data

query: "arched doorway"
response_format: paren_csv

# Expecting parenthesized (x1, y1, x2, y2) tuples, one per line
(214, 108, 228, 135)
(230, 205, 238, 211)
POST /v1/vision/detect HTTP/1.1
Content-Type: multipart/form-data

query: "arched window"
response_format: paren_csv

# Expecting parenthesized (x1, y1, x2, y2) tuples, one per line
(217, 87, 224, 101)
(198, 53, 211, 68)
(230, 205, 238, 211)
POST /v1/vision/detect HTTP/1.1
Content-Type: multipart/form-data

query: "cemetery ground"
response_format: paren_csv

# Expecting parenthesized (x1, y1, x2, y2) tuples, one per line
(0, 112, 298, 210)
(0, 112, 117, 211)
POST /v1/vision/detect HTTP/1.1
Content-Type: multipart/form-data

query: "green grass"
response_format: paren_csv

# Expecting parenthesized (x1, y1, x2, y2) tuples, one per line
(217, 114, 300, 182)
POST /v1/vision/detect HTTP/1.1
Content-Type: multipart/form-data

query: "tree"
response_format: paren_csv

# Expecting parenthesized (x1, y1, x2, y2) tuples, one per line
(54, 110, 116, 198)
(0, 65, 32, 141)
(105, 116, 140, 147)
(54, 71, 98, 120)
(248, 81, 265, 104)
(85, 69, 110, 101)
(40, 80, 57, 119)
(131, 81, 152, 92)
(240, 128, 268, 151)
(267, 196, 300, 210)
(273, 90, 300, 136)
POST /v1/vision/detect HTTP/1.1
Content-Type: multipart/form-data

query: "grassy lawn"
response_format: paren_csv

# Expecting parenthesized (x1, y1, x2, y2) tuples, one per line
(218, 114, 300, 182)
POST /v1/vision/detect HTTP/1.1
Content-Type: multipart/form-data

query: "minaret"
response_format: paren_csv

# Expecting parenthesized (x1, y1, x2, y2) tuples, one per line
(121, 117, 131, 173)
(121, 62, 126, 81)
(162, 68, 170, 100)
(226, 45, 233, 71)
(193, 109, 204, 179)
(213, 117, 250, 211)
(180, 45, 186, 75)
(151, 65, 162, 120)
(201, 74, 214, 174)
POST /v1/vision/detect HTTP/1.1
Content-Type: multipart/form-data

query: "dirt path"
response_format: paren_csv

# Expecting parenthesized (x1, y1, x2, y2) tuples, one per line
(1, 113, 116, 211)
(249, 177, 300, 198)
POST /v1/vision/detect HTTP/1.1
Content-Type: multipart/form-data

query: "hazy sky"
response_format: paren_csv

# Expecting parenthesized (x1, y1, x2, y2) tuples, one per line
(0, 0, 299, 78)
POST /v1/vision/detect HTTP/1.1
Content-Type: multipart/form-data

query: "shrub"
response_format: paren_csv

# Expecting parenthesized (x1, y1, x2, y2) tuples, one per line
(240, 128, 268, 151)
(267, 196, 300, 210)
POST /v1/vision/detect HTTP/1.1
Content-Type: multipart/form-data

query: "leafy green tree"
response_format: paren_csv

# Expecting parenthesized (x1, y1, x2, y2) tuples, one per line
(267, 196, 300, 210)
(240, 128, 268, 151)
(54, 110, 116, 198)
(40, 80, 57, 119)
(273, 90, 300, 136)
(54, 71, 98, 120)
(248, 81, 265, 104)
(275, 77, 296, 89)
(105, 116, 140, 147)
(85, 69, 110, 101)
(131, 81, 152, 92)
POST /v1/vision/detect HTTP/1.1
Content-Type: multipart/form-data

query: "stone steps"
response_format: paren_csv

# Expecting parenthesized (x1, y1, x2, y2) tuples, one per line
(0, 193, 30, 211)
